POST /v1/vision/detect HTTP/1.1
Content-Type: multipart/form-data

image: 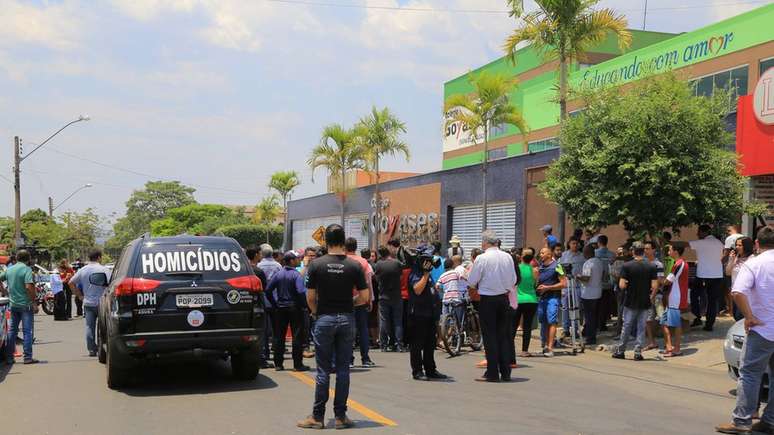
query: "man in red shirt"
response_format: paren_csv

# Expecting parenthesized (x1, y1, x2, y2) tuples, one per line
(661, 245, 689, 357)
(345, 238, 376, 367)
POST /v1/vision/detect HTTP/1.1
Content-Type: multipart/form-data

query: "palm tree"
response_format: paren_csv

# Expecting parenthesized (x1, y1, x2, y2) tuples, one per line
(308, 124, 366, 227)
(253, 195, 282, 243)
(268, 170, 300, 249)
(444, 71, 528, 231)
(504, 0, 631, 241)
(355, 106, 410, 249)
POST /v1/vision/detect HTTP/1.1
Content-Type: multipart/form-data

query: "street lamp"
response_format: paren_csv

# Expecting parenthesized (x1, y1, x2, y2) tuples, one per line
(13, 115, 90, 246)
(49, 183, 93, 217)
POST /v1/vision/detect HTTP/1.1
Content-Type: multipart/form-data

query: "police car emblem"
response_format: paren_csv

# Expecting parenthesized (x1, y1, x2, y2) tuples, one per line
(187, 310, 204, 327)
(226, 289, 241, 304)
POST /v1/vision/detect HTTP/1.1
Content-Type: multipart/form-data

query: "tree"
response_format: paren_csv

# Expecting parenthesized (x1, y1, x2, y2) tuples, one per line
(58, 209, 102, 260)
(151, 204, 247, 237)
(444, 71, 528, 230)
(355, 106, 410, 249)
(218, 223, 283, 249)
(504, 0, 631, 241)
(106, 181, 196, 251)
(268, 171, 300, 249)
(308, 124, 366, 226)
(253, 195, 282, 242)
(540, 72, 751, 239)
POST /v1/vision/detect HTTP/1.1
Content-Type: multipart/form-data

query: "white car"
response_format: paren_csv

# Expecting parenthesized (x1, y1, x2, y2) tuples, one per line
(723, 319, 771, 384)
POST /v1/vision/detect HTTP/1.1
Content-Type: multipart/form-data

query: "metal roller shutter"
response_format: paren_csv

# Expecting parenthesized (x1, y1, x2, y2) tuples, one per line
(344, 215, 370, 253)
(451, 202, 517, 258)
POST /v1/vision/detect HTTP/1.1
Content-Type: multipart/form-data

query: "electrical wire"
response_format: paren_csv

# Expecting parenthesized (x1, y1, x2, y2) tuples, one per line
(263, 0, 771, 14)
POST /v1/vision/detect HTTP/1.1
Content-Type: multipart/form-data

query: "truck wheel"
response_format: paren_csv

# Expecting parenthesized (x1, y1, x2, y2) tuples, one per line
(231, 348, 259, 381)
(106, 338, 131, 389)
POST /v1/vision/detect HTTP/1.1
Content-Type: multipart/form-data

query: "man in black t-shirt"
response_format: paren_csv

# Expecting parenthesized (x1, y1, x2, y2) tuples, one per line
(297, 225, 368, 430)
(612, 242, 658, 361)
(374, 246, 405, 352)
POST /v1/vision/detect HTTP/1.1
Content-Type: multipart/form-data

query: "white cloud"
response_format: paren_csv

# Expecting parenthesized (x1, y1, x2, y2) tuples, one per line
(108, 0, 198, 21)
(0, 0, 83, 50)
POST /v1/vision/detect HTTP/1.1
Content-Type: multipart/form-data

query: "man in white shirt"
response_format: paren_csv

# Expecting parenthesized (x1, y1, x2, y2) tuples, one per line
(689, 224, 724, 332)
(467, 230, 518, 382)
(716, 227, 774, 435)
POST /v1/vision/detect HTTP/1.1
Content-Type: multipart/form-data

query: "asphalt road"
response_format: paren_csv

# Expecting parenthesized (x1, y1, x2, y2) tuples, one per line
(1, 314, 739, 435)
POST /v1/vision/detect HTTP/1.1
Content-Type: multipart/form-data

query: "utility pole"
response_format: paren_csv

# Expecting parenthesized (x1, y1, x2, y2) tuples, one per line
(48, 197, 54, 218)
(13, 136, 23, 248)
(643, 0, 648, 30)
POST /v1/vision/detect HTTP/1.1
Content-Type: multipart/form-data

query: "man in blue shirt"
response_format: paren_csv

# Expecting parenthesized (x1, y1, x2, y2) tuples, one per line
(0, 249, 38, 364)
(257, 244, 282, 368)
(537, 247, 567, 357)
(541, 225, 558, 249)
(69, 249, 110, 357)
(407, 245, 447, 381)
(266, 251, 309, 372)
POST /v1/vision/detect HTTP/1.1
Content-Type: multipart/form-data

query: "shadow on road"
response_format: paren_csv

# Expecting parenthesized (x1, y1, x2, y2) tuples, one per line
(116, 359, 279, 397)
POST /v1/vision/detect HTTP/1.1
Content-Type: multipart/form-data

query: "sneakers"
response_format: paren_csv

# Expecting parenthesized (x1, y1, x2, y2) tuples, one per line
(715, 422, 752, 434)
(396, 345, 407, 353)
(412, 371, 426, 381)
(88, 351, 97, 357)
(543, 349, 554, 358)
(633, 353, 644, 361)
(275, 365, 285, 371)
(425, 371, 448, 380)
(361, 360, 376, 368)
(335, 415, 355, 429)
(23, 358, 39, 365)
(611, 352, 625, 360)
(751, 420, 774, 434)
(293, 365, 311, 372)
(297, 416, 324, 430)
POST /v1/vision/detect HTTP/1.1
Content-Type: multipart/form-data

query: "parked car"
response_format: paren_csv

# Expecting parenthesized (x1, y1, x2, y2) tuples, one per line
(723, 319, 770, 385)
(0, 296, 9, 355)
(97, 235, 265, 389)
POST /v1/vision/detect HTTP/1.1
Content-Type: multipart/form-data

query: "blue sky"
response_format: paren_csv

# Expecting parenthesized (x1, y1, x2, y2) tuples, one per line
(0, 0, 768, 223)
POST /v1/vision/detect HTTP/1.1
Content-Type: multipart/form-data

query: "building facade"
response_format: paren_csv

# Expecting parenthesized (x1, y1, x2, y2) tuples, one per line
(287, 4, 774, 255)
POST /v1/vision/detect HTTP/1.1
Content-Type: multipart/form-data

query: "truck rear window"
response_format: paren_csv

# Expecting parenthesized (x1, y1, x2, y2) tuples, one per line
(134, 242, 249, 280)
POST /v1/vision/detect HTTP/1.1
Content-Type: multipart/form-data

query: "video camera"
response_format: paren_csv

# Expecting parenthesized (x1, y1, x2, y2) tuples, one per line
(415, 245, 441, 272)
(560, 262, 573, 276)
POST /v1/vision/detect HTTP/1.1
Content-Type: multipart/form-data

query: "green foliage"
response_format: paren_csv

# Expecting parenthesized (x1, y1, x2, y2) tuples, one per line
(253, 196, 281, 226)
(540, 72, 747, 238)
(444, 71, 528, 146)
(217, 224, 283, 248)
(0, 217, 13, 246)
(355, 106, 410, 172)
(106, 181, 196, 251)
(150, 204, 248, 237)
(268, 171, 301, 202)
(12, 208, 102, 260)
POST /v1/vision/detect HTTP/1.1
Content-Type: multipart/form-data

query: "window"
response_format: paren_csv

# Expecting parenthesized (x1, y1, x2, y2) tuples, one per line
(761, 58, 774, 75)
(490, 122, 507, 137)
(487, 147, 507, 161)
(689, 65, 749, 99)
(528, 137, 559, 153)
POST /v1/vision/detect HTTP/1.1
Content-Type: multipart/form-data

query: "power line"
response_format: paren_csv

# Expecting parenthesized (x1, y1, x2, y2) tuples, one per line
(33, 145, 262, 197)
(262, 0, 770, 13)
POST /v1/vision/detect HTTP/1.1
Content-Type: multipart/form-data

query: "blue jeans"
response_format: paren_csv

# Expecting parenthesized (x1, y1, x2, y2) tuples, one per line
(733, 330, 774, 427)
(84, 305, 99, 353)
(378, 299, 403, 348)
(353, 305, 370, 362)
(313, 313, 354, 420)
(7, 306, 34, 361)
(616, 307, 648, 355)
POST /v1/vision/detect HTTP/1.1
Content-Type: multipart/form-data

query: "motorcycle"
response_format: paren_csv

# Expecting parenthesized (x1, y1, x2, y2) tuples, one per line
(36, 283, 55, 316)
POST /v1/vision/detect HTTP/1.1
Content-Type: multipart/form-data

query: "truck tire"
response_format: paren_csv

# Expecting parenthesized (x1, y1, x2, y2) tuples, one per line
(106, 338, 131, 389)
(231, 348, 260, 381)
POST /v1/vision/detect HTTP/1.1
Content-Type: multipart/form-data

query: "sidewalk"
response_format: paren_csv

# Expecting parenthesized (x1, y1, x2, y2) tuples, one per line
(553, 316, 736, 372)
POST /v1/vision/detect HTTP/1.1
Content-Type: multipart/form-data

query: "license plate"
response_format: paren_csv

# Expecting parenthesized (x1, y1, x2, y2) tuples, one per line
(175, 294, 213, 308)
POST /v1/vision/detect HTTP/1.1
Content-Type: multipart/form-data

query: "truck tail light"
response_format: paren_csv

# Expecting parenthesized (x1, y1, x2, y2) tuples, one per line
(226, 275, 263, 293)
(115, 278, 161, 296)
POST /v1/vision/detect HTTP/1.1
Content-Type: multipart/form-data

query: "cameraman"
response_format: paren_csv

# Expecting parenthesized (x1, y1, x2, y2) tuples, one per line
(407, 245, 447, 381)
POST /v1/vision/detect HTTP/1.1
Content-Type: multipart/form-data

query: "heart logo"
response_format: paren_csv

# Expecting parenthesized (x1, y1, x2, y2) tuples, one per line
(708, 36, 724, 55)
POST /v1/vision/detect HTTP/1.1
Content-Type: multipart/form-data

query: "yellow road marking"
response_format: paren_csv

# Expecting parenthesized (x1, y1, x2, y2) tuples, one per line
(287, 371, 398, 427)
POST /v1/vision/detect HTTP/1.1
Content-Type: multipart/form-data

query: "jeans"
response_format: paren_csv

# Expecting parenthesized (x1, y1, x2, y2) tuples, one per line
(74, 294, 83, 317)
(479, 294, 511, 380)
(64, 287, 73, 318)
(378, 299, 403, 348)
(84, 305, 99, 353)
(407, 315, 437, 375)
(7, 306, 34, 361)
(262, 309, 274, 363)
(272, 306, 306, 368)
(691, 277, 722, 328)
(733, 331, 774, 427)
(312, 313, 354, 420)
(616, 307, 648, 354)
(512, 302, 538, 354)
(353, 305, 370, 362)
(581, 298, 600, 344)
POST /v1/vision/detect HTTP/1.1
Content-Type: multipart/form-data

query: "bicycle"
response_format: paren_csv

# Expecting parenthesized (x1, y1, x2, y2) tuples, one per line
(439, 299, 483, 357)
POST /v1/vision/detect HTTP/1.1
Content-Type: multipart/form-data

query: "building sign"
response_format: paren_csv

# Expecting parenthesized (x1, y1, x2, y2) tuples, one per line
(737, 95, 774, 177)
(443, 106, 485, 153)
(754, 67, 774, 125)
(573, 4, 774, 90)
(752, 176, 774, 226)
(370, 212, 440, 246)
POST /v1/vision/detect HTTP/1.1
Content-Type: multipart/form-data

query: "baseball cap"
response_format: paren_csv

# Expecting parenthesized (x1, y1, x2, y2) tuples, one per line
(283, 250, 299, 262)
(540, 224, 553, 233)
